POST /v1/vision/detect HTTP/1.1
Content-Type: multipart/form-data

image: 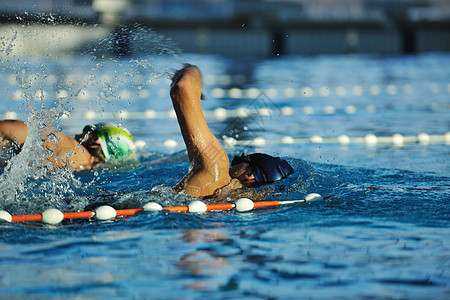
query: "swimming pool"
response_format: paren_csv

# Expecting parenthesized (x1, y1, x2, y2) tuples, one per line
(0, 47, 449, 298)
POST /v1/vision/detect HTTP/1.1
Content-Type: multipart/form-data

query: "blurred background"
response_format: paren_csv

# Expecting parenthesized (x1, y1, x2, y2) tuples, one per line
(0, 0, 449, 57)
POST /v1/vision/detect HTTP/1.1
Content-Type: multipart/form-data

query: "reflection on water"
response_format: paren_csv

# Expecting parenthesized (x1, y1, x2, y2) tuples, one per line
(177, 229, 231, 290)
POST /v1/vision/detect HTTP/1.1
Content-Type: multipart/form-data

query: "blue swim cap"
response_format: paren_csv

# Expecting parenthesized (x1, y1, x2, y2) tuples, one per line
(231, 153, 294, 185)
(84, 123, 135, 161)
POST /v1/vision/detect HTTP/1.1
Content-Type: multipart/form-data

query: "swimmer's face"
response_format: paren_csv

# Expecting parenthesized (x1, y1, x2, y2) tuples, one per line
(75, 125, 98, 146)
(229, 162, 257, 187)
(237, 171, 256, 187)
(74, 126, 105, 162)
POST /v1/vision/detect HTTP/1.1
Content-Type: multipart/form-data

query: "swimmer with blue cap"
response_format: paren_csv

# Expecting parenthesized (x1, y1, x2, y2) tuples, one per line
(229, 153, 294, 187)
(170, 64, 294, 198)
(0, 119, 135, 171)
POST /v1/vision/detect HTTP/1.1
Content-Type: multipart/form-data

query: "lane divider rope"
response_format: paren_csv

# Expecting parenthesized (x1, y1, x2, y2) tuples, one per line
(7, 82, 450, 101)
(0, 193, 326, 224)
(1, 186, 446, 224)
(157, 133, 450, 148)
(3, 103, 449, 121)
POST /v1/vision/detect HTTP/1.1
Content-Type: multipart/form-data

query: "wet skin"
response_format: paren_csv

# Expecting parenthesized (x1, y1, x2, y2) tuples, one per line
(170, 65, 236, 198)
(0, 119, 97, 171)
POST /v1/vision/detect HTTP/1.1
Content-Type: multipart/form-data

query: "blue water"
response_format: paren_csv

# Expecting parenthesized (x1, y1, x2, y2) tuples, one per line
(0, 50, 449, 299)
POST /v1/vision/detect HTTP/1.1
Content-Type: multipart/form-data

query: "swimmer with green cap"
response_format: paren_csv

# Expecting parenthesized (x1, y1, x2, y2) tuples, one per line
(0, 119, 135, 171)
(75, 123, 135, 162)
(170, 64, 294, 198)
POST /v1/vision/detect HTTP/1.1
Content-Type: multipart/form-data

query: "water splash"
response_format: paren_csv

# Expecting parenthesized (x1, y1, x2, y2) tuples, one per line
(0, 15, 183, 214)
(0, 30, 86, 214)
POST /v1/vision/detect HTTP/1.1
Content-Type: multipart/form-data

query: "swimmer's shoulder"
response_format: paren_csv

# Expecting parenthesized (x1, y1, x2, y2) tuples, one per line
(209, 178, 263, 203)
(45, 133, 95, 171)
(226, 178, 245, 191)
(0, 120, 29, 144)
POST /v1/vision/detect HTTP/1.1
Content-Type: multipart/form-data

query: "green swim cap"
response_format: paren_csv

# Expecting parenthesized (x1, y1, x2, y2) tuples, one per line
(86, 123, 135, 161)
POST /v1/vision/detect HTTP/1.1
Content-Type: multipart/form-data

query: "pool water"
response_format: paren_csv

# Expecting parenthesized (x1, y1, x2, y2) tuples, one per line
(0, 50, 449, 299)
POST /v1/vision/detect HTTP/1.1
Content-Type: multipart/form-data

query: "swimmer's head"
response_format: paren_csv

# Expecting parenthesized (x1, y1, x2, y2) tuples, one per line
(75, 123, 135, 163)
(230, 153, 294, 187)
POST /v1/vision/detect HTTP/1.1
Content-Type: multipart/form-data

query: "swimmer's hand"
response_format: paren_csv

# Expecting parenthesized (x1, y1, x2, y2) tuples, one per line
(171, 64, 205, 100)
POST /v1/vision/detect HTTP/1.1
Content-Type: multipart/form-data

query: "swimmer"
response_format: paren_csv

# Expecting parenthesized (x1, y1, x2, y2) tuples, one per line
(0, 120, 135, 171)
(170, 64, 294, 198)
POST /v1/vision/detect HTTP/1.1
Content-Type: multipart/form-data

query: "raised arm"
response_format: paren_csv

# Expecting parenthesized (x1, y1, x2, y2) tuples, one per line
(170, 64, 231, 198)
